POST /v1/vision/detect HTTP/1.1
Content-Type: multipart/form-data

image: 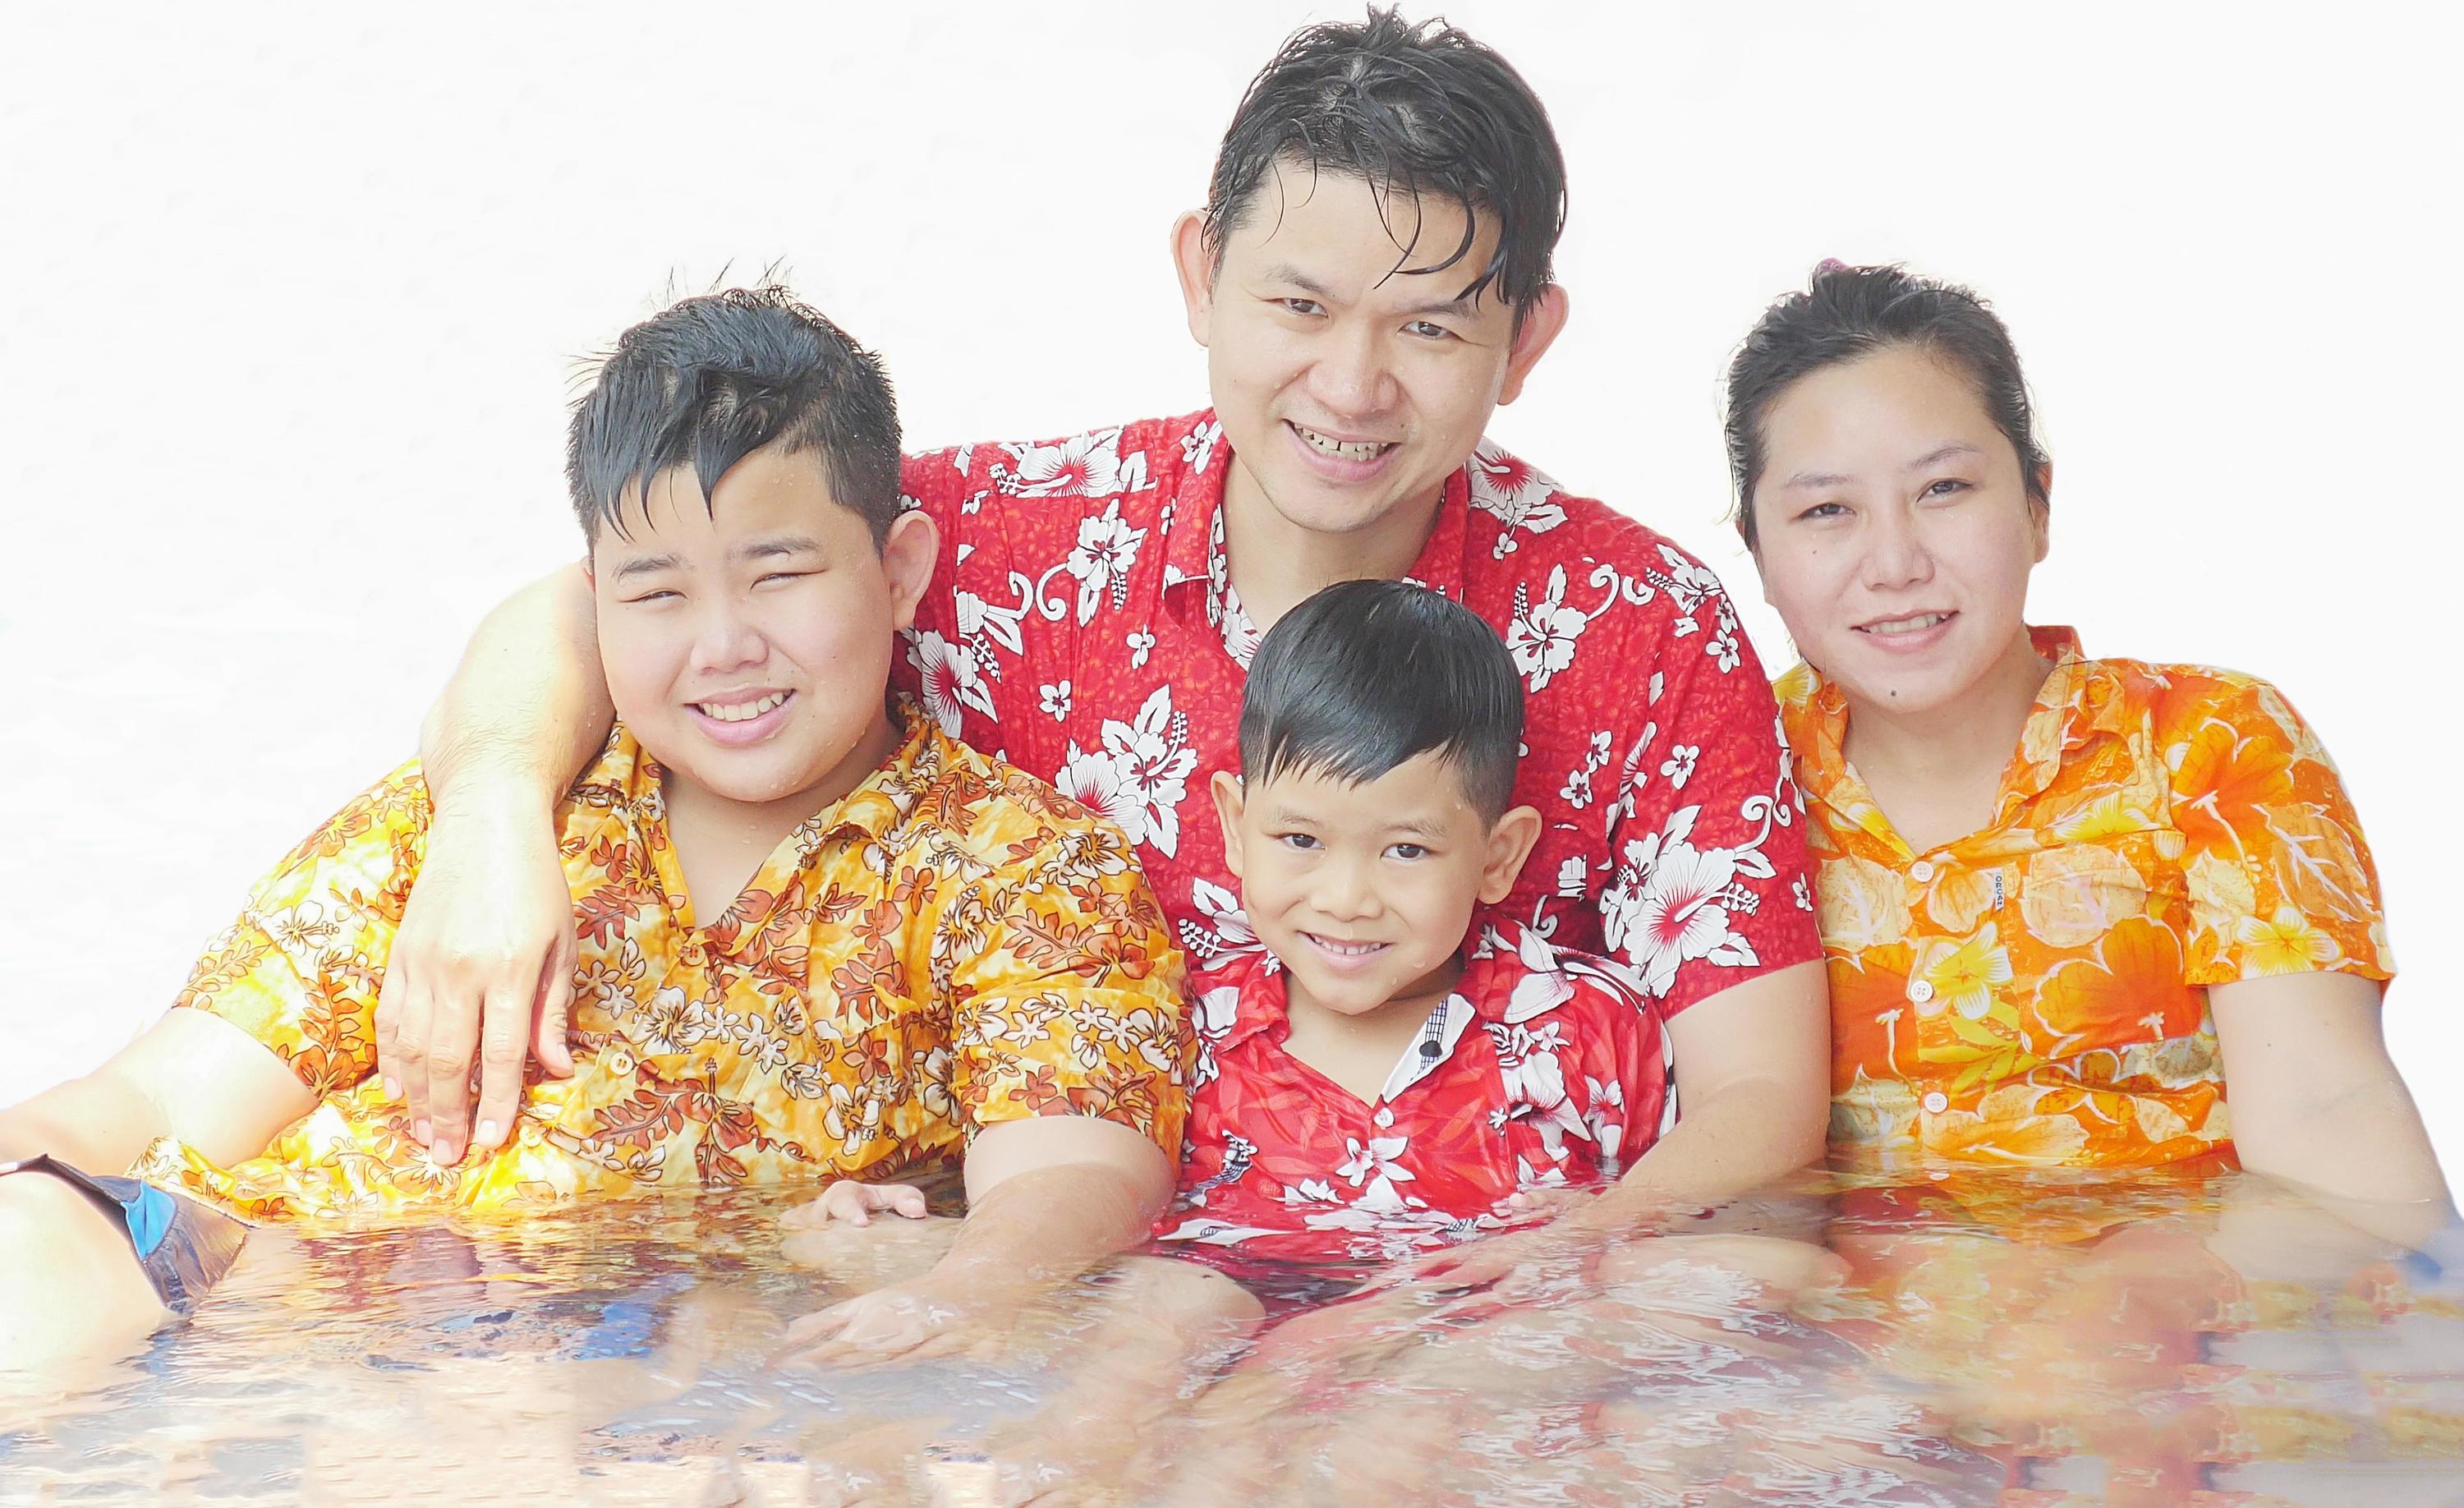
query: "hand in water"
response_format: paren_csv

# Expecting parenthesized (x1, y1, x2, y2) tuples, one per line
(784, 1180, 931, 1230)
(777, 1273, 1011, 1369)
(375, 794, 577, 1166)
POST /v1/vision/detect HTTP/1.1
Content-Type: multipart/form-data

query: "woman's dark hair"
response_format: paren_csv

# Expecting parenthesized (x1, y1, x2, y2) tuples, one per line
(1240, 579, 1524, 820)
(568, 286, 901, 547)
(1724, 262, 2049, 550)
(1202, 7, 1565, 318)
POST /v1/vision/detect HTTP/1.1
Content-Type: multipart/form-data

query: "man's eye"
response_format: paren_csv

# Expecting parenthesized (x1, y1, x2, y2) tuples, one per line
(1280, 298, 1326, 317)
(1404, 320, 1455, 342)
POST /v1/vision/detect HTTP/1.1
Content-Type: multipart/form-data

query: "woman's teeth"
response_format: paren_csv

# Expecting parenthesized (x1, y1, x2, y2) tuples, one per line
(1860, 613, 1951, 637)
(697, 692, 788, 721)
(1293, 423, 1390, 462)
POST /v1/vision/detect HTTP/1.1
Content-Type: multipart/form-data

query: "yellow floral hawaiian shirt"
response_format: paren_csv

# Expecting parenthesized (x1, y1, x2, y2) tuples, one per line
(1781, 628, 2392, 1168)
(144, 701, 1189, 1221)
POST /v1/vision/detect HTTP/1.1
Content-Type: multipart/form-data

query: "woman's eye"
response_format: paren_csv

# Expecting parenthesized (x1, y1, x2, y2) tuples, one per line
(1800, 501, 1848, 522)
(1922, 478, 1970, 500)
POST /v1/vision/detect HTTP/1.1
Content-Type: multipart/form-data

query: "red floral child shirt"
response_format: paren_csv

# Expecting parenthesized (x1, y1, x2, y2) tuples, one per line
(1154, 927, 1675, 1264)
(889, 411, 1820, 1019)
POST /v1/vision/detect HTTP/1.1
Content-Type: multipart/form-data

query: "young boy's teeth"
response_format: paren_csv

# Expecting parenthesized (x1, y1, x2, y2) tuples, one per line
(700, 692, 788, 722)
(1294, 424, 1388, 462)
(1865, 614, 1949, 637)
(1312, 935, 1384, 956)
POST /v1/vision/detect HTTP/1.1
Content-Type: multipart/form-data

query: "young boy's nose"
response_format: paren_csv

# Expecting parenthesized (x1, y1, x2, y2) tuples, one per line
(688, 602, 768, 675)
(1308, 853, 1384, 922)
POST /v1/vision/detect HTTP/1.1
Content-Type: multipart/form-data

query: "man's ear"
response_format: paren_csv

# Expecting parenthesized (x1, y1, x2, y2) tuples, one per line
(1496, 284, 1571, 407)
(1477, 805, 1545, 904)
(1170, 210, 1215, 348)
(880, 508, 940, 632)
(1209, 769, 1248, 878)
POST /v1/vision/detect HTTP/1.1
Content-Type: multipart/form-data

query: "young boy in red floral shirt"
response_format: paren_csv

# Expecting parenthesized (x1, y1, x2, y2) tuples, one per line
(809, 579, 1671, 1287)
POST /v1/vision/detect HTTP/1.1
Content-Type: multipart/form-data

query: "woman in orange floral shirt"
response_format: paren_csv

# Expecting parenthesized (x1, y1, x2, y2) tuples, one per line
(1723, 263, 2446, 1207)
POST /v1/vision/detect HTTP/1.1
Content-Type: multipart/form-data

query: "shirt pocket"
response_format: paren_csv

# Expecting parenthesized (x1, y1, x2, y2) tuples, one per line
(2018, 830, 2202, 1051)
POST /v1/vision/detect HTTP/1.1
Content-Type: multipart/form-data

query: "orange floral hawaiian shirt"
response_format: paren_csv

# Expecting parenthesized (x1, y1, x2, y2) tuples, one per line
(1781, 628, 2392, 1168)
(144, 701, 1189, 1221)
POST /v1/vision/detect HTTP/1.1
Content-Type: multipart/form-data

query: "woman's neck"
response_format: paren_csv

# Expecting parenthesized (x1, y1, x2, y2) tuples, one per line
(1839, 628, 2053, 850)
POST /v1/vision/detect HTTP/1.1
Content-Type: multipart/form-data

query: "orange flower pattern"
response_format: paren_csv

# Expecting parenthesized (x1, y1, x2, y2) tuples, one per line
(143, 701, 1190, 1221)
(1781, 628, 2391, 1168)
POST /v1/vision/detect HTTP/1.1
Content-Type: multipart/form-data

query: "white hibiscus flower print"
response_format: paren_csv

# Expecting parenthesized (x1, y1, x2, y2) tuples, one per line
(1037, 679, 1073, 720)
(1179, 878, 1264, 972)
(1125, 629, 1157, 669)
(1055, 743, 1142, 845)
(1064, 499, 1147, 623)
(903, 628, 997, 735)
(1100, 686, 1198, 856)
(1659, 744, 1700, 789)
(1004, 427, 1130, 498)
(1466, 441, 1566, 558)
(1601, 806, 1761, 998)
(1506, 563, 1588, 692)
(1179, 417, 1224, 474)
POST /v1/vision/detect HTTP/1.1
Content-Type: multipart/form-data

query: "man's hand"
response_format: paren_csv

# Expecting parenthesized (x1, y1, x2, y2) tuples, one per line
(375, 788, 577, 1165)
(776, 1272, 1012, 1369)
(784, 1180, 931, 1230)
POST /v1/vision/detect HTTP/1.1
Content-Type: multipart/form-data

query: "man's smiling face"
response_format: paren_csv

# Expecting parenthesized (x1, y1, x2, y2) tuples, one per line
(1176, 161, 1565, 549)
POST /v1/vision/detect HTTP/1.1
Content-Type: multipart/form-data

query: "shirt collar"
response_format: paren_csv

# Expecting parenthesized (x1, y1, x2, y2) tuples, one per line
(1160, 411, 1475, 620)
(1781, 624, 2105, 844)
(626, 696, 939, 849)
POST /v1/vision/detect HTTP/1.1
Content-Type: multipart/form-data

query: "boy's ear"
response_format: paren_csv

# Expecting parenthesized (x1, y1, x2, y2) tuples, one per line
(1208, 769, 1248, 878)
(1476, 805, 1545, 905)
(880, 509, 940, 632)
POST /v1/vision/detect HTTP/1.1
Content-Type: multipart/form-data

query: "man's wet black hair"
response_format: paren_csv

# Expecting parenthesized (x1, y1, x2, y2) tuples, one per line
(568, 286, 901, 546)
(1725, 261, 2050, 551)
(1202, 7, 1566, 318)
(1240, 579, 1524, 820)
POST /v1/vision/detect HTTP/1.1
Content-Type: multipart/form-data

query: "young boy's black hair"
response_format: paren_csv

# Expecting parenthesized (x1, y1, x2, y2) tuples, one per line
(566, 286, 902, 545)
(1239, 578, 1524, 819)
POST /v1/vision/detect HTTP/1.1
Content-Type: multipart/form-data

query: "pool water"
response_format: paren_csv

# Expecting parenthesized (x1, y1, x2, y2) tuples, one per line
(2, 1166, 2458, 1506)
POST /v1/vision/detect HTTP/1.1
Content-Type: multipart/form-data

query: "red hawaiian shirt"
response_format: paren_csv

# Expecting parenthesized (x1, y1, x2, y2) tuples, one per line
(889, 410, 1819, 1017)
(1153, 928, 1675, 1263)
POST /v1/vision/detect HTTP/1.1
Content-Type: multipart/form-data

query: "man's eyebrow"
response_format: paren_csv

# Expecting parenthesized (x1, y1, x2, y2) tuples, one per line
(1904, 442, 1984, 471)
(610, 552, 683, 582)
(735, 534, 823, 563)
(1258, 263, 1336, 301)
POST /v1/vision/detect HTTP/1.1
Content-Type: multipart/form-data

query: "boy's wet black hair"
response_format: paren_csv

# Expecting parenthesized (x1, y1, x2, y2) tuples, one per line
(1202, 7, 1566, 320)
(1239, 578, 1524, 819)
(568, 286, 901, 545)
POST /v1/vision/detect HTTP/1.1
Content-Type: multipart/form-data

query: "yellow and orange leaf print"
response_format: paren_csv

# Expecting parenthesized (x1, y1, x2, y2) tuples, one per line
(146, 700, 1190, 1221)
(1780, 628, 2389, 1169)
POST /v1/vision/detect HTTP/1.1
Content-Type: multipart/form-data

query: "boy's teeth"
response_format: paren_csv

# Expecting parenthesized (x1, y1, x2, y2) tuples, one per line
(700, 692, 788, 722)
(1866, 614, 1949, 637)
(1294, 424, 1388, 462)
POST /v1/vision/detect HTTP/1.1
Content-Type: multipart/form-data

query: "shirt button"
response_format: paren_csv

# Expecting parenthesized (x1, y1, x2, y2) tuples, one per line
(1922, 1091, 1949, 1114)
(1909, 859, 1938, 883)
(1908, 979, 1935, 1005)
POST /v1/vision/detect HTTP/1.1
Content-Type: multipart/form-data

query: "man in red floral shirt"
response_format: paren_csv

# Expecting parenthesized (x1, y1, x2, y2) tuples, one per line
(393, 10, 1827, 1277)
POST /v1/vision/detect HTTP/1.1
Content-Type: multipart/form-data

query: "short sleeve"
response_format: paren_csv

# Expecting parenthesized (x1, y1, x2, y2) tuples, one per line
(2167, 675, 2392, 986)
(1597, 551, 1823, 1015)
(941, 798, 1193, 1155)
(172, 761, 433, 1096)
(1566, 965, 1673, 1175)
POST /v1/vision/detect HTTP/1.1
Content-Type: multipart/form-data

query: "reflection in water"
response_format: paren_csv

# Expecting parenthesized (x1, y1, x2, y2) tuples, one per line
(1, 1166, 2457, 1505)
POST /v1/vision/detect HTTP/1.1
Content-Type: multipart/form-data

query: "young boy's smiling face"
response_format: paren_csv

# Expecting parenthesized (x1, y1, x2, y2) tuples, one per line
(1211, 753, 1540, 1018)
(589, 444, 935, 821)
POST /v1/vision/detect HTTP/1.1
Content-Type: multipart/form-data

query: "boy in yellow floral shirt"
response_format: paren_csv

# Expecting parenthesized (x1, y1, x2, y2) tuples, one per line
(0, 287, 1189, 1369)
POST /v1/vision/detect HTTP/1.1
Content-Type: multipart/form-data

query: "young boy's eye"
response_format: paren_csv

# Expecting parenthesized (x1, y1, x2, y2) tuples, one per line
(1276, 832, 1322, 852)
(754, 571, 811, 587)
(1387, 843, 1429, 861)
(624, 589, 681, 605)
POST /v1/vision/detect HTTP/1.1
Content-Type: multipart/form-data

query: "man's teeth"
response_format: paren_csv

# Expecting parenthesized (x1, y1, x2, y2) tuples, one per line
(1293, 424, 1390, 462)
(698, 692, 788, 722)
(1863, 614, 1951, 637)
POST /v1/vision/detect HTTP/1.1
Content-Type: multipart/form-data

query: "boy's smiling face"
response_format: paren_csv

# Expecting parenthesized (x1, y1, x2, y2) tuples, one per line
(588, 444, 935, 820)
(1211, 753, 1540, 1019)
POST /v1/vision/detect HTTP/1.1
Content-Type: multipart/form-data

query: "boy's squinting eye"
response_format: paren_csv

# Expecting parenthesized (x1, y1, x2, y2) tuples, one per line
(754, 570, 814, 587)
(622, 589, 681, 605)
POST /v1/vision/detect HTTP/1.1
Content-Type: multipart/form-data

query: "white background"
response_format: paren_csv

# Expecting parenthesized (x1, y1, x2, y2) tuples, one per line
(2, 3, 2456, 1171)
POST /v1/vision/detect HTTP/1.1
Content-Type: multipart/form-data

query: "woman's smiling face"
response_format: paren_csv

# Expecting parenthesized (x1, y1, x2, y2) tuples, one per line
(1747, 344, 2048, 718)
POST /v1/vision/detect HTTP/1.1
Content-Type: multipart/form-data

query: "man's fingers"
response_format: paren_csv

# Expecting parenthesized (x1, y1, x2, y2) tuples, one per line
(783, 1302, 853, 1349)
(532, 940, 577, 1078)
(470, 979, 530, 1157)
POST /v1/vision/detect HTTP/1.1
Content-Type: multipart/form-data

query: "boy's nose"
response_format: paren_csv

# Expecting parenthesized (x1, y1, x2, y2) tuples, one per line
(690, 605, 767, 674)
(1309, 857, 1384, 922)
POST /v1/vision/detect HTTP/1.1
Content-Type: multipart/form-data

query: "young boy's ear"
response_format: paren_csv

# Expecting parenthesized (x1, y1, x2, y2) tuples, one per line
(1208, 770, 1248, 878)
(1476, 805, 1544, 905)
(881, 509, 940, 632)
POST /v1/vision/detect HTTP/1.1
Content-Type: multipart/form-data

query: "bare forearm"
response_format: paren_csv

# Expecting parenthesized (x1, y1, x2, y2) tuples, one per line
(1579, 1074, 1825, 1234)
(933, 1161, 1167, 1299)
(2234, 1073, 2453, 1249)
(421, 565, 612, 811)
